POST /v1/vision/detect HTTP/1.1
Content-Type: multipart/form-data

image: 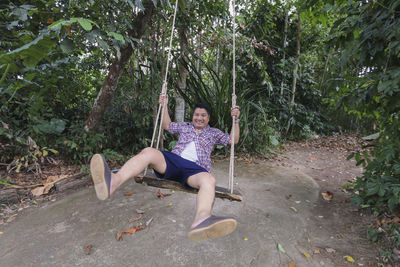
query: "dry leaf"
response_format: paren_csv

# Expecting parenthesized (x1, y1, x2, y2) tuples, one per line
(85, 244, 92, 255)
(314, 249, 321, 254)
(289, 263, 296, 267)
(321, 191, 333, 201)
(290, 206, 298, 212)
(326, 248, 336, 253)
(157, 189, 171, 199)
(387, 217, 400, 224)
(310, 157, 317, 161)
(31, 186, 45, 196)
(66, 25, 71, 36)
(129, 214, 142, 223)
(124, 192, 134, 196)
(6, 214, 17, 223)
(31, 175, 67, 196)
(345, 255, 355, 263)
(376, 218, 382, 228)
(0, 232, 3, 235)
(285, 194, 292, 199)
(43, 175, 59, 194)
(117, 225, 147, 241)
(303, 252, 311, 259)
(116, 231, 123, 241)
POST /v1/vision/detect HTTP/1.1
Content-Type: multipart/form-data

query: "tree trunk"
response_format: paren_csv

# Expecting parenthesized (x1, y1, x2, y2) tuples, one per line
(286, 13, 302, 135)
(280, 0, 290, 96)
(84, 2, 155, 132)
(175, 9, 189, 122)
(289, 13, 301, 107)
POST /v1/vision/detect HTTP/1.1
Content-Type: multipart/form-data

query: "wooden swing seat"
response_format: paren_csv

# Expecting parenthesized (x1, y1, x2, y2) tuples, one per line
(134, 172, 242, 202)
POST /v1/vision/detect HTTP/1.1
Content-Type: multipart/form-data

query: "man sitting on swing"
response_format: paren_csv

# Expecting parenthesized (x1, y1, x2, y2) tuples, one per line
(90, 94, 240, 241)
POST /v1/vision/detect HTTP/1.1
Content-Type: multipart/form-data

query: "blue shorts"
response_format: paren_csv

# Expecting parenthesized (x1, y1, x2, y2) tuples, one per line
(154, 151, 208, 189)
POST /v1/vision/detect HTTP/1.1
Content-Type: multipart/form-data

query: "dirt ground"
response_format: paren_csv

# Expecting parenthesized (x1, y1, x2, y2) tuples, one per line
(0, 135, 384, 265)
(266, 135, 382, 265)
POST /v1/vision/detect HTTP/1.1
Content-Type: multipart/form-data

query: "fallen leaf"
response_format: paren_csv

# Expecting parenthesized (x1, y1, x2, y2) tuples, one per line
(285, 194, 292, 199)
(376, 218, 382, 228)
(314, 249, 321, 254)
(0, 232, 3, 235)
(43, 175, 60, 194)
(310, 157, 317, 161)
(345, 255, 355, 263)
(277, 243, 286, 254)
(290, 207, 297, 212)
(244, 237, 248, 241)
(124, 192, 134, 196)
(303, 252, 311, 259)
(6, 214, 17, 223)
(157, 189, 171, 199)
(85, 244, 92, 255)
(168, 203, 173, 207)
(116, 225, 147, 241)
(326, 248, 336, 253)
(307, 238, 311, 243)
(387, 217, 400, 224)
(129, 214, 142, 223)
(321, 191, 333, 201)
(116, 231, 123, 241)
(289, 263, 296, 267)
(30, 175, 67, 196)
(31, 186, 45, 196)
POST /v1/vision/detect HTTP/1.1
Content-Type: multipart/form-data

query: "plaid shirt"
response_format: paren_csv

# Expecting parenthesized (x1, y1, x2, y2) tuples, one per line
(168, 122, 230, 172)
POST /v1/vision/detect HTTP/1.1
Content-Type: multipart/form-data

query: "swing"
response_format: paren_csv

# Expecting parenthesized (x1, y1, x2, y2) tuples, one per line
(136, 0, 242, 202)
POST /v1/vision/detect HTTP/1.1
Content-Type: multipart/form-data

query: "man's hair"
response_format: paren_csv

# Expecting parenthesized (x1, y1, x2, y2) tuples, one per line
(193, 102, 211, 117)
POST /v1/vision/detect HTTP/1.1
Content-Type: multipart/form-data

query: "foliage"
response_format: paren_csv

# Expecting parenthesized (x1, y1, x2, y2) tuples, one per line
(0, 125, 57, 175)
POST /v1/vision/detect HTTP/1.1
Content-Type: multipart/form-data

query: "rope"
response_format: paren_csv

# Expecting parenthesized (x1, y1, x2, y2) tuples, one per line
(228, 0, 237, 194)
(145, 0, 179, 175)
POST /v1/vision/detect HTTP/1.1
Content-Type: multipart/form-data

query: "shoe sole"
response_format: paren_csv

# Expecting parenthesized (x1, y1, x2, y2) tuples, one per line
(90, 154, 109, 200)
(188, 218, 237, 241)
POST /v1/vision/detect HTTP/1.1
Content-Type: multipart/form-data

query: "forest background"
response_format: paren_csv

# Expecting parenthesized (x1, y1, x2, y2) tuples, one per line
(1, 0, 399, 256)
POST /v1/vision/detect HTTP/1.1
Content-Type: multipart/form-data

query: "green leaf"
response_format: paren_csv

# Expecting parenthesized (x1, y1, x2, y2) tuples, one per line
(277, 243, 286, 254)
(362, 133, 380, 141)
(269, 136, 279, 146)
(60, 38, 75, 54)
(77, 18, 93, 31)
(48, 19, 70, 30)
(107, 32, 125, 44)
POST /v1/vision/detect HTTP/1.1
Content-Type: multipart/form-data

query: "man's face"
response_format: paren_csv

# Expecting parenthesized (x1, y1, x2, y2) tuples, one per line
(192, 108, 210, 130)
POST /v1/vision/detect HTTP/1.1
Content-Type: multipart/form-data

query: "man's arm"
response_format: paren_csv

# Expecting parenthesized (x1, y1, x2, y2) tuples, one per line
(229, 106, 240, 145)
(159, 94, 172, 132)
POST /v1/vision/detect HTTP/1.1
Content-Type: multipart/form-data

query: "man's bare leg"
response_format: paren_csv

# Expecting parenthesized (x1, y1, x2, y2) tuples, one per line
(186, 172, 216, 228)
(187, 172, 237, 241)
(90, 148, 166, 198)
(110, 148, 166, 194)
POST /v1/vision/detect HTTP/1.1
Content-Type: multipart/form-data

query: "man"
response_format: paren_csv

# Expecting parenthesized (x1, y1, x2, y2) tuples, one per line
(90, 94, 240, 241)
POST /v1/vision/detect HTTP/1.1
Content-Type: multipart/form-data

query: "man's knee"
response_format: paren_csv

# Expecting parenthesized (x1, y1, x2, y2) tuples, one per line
(140, 147, 157, 156)
(199, 173, 216, 188)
